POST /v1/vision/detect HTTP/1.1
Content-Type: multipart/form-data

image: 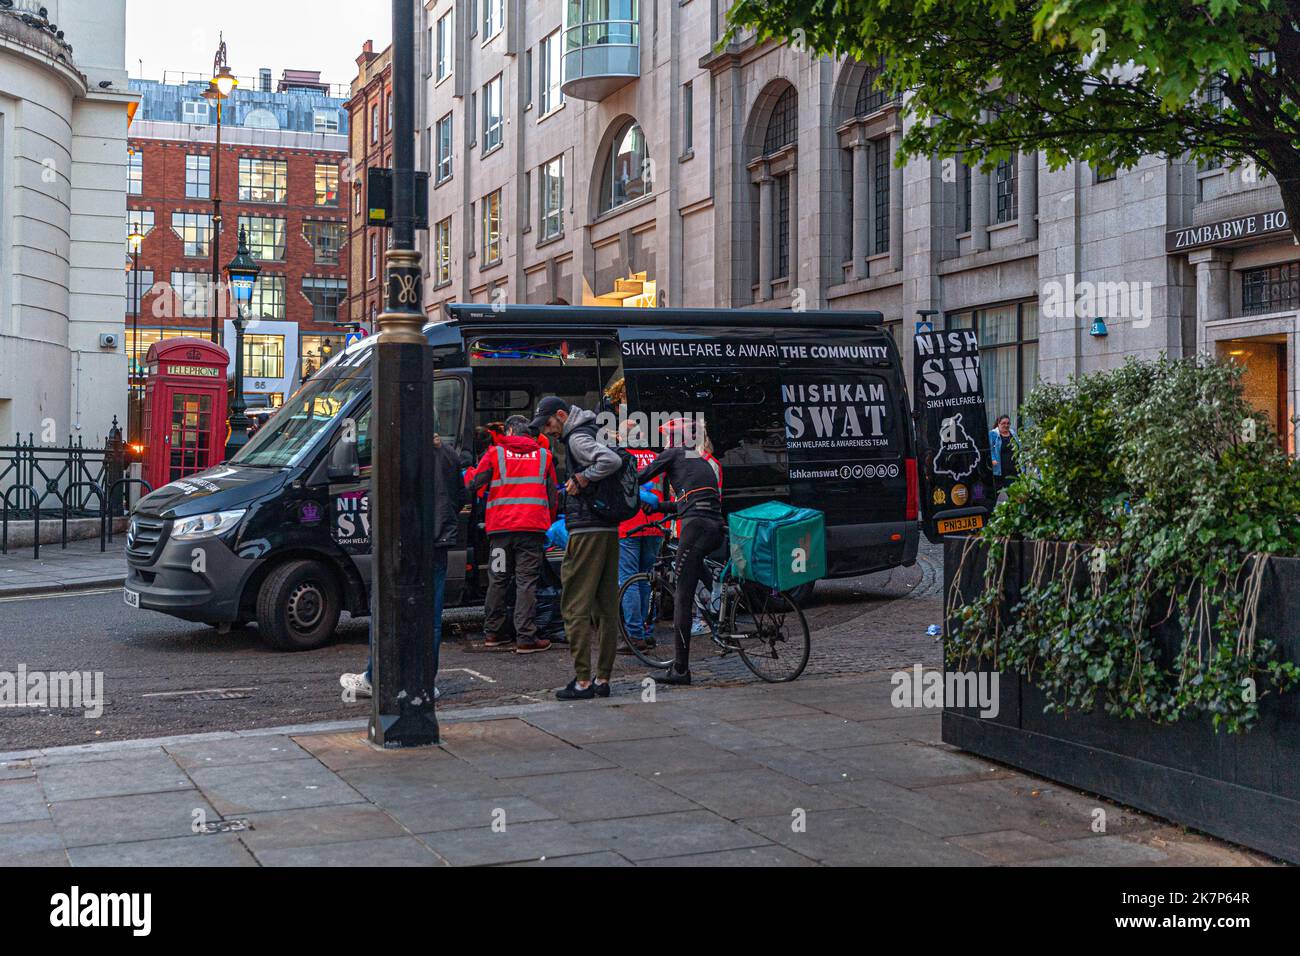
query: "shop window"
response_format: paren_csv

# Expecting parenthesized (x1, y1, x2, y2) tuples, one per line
(947, 301, 1039, 429)
(243, 334, 285, 378)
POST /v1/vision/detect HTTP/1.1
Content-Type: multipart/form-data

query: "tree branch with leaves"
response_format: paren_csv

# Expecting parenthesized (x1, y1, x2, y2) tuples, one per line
(726, 0, 1300, 242)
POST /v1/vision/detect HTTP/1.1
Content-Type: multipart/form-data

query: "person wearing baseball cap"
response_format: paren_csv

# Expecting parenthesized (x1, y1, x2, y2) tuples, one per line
(533, 395, 625, 700)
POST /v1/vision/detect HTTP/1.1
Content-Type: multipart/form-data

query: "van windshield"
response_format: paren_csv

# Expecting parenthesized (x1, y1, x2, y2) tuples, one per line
(231, 366, 369, 468)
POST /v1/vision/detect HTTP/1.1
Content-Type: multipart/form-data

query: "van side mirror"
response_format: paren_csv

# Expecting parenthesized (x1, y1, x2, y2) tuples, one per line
(327, 437, 360, 481)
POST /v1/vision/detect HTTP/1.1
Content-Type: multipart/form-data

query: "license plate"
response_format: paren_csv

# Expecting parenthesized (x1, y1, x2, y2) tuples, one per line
(938, 515, 984, 534)
(123, 588, 140, 609)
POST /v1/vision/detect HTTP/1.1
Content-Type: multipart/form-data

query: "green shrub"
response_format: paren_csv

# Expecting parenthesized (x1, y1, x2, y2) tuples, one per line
(949, 355, 1300, 732)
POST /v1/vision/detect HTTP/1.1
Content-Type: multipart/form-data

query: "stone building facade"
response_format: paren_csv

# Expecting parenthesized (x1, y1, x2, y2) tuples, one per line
(387, 1, 1297, 439)
(344, 40, 393, 333)
(0, 0, 136, 445)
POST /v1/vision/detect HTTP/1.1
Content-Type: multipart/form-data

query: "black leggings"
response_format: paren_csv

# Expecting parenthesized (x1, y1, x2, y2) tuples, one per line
(672, 518, 725, 671)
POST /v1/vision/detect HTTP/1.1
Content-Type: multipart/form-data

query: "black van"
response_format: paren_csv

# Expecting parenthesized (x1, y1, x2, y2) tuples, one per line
(123, 305, 919, 650)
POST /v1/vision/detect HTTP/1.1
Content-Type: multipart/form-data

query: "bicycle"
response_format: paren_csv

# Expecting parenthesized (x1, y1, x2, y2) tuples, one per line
(617, 518, 811, 682)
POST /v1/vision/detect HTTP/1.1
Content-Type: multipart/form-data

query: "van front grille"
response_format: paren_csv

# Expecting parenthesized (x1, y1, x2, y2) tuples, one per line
(126, 515, 169, 564)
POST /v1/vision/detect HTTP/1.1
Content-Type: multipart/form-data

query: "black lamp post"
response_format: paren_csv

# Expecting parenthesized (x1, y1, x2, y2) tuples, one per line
(224, 227, 260, 459)
(203, 35, 238, 346)
(371, 0, 439, 748)
(127, 228, 144, 441)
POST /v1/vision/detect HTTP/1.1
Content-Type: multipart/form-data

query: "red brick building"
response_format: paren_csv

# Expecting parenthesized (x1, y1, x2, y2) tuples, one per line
(125, 74, 351, 424)
(345, 40, 393, 331)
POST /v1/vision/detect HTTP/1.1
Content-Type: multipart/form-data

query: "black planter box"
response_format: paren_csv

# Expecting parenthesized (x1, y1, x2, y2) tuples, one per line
(942, 537, 1300, 863)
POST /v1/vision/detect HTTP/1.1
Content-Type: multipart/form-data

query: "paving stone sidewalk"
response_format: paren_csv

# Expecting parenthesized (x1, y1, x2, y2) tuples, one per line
(0, 538, 127, 598)
(0, 672, 1274, 867)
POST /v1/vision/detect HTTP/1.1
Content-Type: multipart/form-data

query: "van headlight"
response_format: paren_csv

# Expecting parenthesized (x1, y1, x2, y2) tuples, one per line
(171, 509, 247, 541)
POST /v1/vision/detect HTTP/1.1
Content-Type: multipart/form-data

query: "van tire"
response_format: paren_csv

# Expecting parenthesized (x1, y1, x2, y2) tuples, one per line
(256, 559, 341, 652)
(786, 581, 816, 608)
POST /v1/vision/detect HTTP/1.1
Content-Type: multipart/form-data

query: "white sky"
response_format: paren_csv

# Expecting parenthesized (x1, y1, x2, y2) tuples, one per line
(126, 0, 392, 91)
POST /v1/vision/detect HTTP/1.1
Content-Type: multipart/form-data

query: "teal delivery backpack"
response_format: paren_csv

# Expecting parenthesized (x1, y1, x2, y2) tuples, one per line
(728, 502, 827, 592)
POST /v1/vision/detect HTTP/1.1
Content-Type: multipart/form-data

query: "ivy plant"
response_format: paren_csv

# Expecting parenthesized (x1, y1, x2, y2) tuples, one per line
(949, 356, 1300, 733)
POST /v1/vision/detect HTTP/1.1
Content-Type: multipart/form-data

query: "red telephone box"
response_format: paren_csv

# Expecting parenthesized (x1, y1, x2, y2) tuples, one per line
(142, 338, 230, 490)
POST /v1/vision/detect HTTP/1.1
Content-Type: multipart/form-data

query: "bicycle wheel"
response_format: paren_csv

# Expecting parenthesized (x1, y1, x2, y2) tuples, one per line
(726, 583, 811, 682)
(618, 572, 676, 668)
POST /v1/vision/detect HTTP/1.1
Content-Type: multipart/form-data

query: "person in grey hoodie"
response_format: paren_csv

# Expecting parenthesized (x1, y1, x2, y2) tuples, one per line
(530, 396, 623, 700)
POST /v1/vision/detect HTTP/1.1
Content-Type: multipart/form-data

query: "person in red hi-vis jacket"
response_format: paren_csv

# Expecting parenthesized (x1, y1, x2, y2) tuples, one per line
(618, 421, 666, 653)
(465, 415, 559, 654)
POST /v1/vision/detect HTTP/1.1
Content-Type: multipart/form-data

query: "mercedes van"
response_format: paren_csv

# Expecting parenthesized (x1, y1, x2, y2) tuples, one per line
(123, 305, 920, 650)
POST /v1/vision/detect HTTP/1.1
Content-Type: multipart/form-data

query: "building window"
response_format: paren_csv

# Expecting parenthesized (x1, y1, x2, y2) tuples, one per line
(773, 173, 791, 279)
(315, 163, 340, 206)
(303, 221, 346, 265)
(126, 268, 154, 315)
(369, 234, 378, 279)
(127, 149, 143, 195)
(371, 104, 379, 143)
(873, 138, 890, 255)
(243, 334, 285, 378)
(436, 11, 454, 80)
(184, 154, 210, 199)
(960, 159, 972, 233)
(540, 156, 564, 240)
(182, 100, 210, 124)
(248, 276, 286, 321)
(354, 184, 363, 216)
(599, 119, 648, 213)
(126, 209, 155, 246)
(300, 334, 338, 378)
(313, 110, 340, 133)
(436, 113, 454, 183)
(482, 188, 502, 264)
(682, 81, 693, 151)
(483, 0, 503, 39)
(764, 86, 798, 154)
(995, 154, 1018, 224)
(387, 91, 393, 131)
(238, 215, 287, 261)
(171, 212, 213, 258)
(435, 217, 453, 286)
(303, 277, 347, 324)
(947, 301, 1040, 428)
(539, 29, 564, 115)
(170, 272, 212, 318)
(238, 158, 288, 204)
(483, 75, 504, 152)
(1242, 262, 1300, 316)
(854, 58, 898, 117)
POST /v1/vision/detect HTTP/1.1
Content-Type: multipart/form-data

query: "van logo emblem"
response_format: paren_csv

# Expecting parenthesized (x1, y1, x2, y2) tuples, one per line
(299, 502, 322, 525)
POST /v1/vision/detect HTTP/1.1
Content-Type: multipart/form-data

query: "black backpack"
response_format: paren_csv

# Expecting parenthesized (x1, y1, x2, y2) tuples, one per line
(568, 425, 640, 524)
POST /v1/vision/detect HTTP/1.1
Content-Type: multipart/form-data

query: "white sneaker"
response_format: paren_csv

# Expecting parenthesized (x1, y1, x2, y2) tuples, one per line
(339, 672, 372, 699)
(434, 685, 441, 700)
(691, 619, 711, 637)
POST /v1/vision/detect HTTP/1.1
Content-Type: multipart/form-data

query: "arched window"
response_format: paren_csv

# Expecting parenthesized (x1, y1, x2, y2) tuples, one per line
(854, 59, 896, 117)
(763, 86, 798, 155)
(599, 119, 648, 213)
(243, 108, 280, 130)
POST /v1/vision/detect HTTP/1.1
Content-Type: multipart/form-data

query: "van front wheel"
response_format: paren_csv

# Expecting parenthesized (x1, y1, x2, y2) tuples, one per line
(256, 559, 341, 652)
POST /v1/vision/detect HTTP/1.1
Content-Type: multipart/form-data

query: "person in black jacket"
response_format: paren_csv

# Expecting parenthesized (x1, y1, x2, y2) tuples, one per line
(340, 432, 465, 700)
(637, 419, 724, 685)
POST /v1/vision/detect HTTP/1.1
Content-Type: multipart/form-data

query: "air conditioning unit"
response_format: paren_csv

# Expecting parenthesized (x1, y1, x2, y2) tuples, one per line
(99, 332, 120, 350)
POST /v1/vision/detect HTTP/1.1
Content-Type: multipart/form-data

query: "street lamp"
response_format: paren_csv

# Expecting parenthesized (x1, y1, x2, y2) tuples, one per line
(203, 35, 237, 346)
(224, 227, 260, 459)
(370, 0, 439, 747)
(128, 227, 145, 441)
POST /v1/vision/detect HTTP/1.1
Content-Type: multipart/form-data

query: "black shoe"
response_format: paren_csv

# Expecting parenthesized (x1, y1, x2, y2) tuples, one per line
(556, 679, 596, 701)
(658, 667, 691, 686)
(593, 681, 611, 698)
